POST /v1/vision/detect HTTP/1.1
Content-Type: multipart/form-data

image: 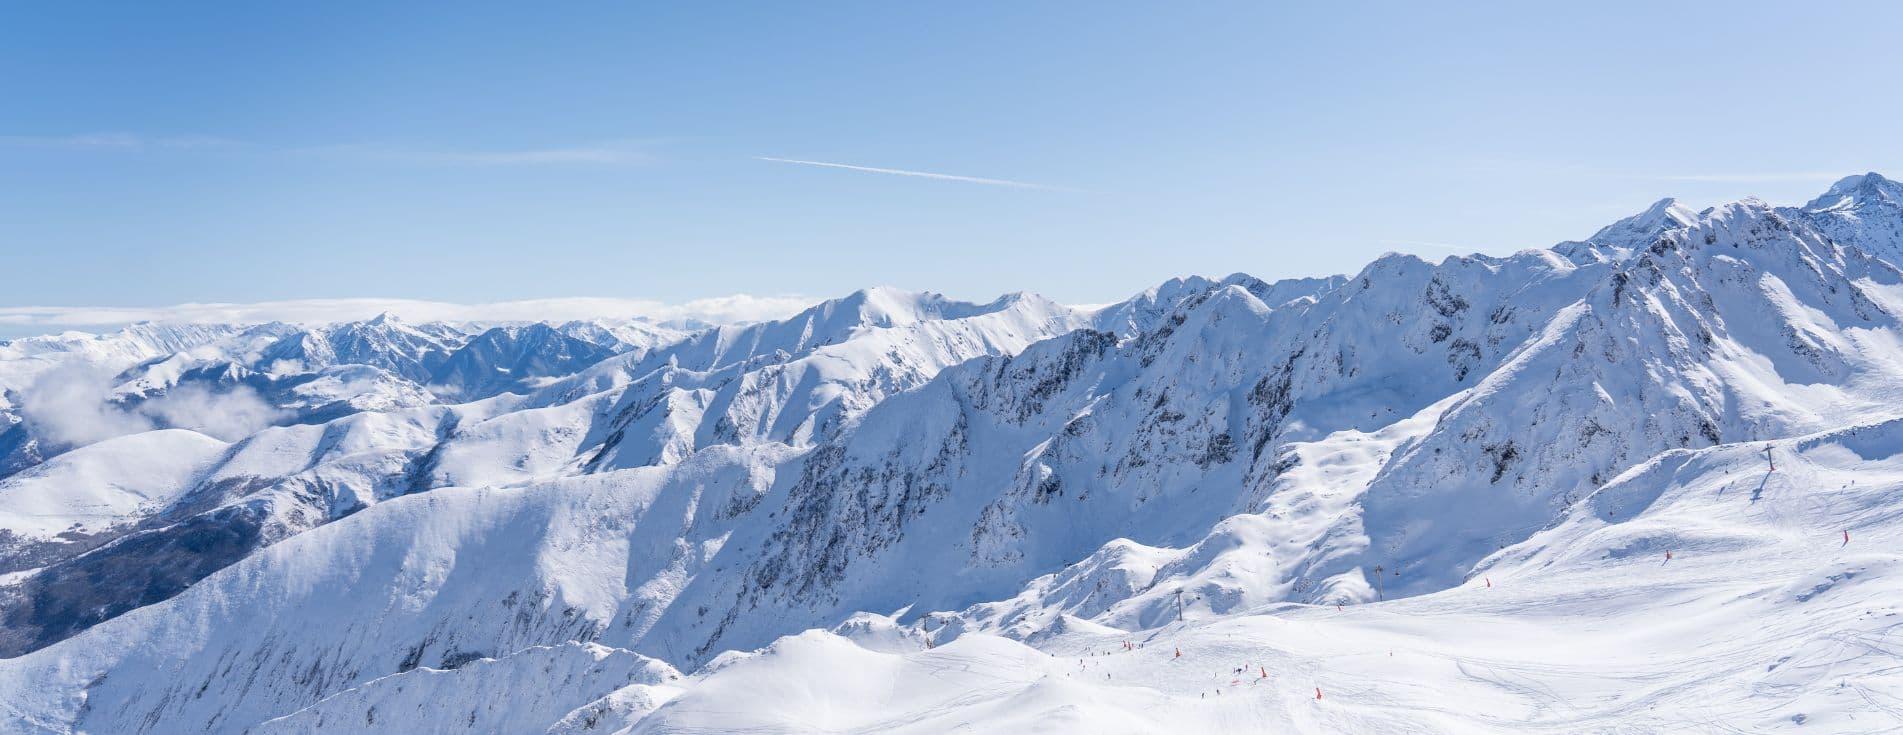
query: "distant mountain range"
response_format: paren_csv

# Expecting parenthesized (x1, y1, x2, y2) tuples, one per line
(2, 173, 1901, 733)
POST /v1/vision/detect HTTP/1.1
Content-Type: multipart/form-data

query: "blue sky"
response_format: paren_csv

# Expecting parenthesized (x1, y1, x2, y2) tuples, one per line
(3, 1, 1899, 328)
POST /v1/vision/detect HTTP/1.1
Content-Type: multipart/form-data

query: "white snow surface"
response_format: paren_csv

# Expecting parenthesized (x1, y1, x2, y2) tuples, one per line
(0, 429, 227, 540)
(3, 176, 1903, 732)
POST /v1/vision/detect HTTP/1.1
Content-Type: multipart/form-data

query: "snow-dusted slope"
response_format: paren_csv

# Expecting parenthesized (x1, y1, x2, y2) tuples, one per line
(594, 418, 1903, 734)
(4, 174, 1903, 733)
(0, 429, 228, 571)
(20, 418, 1885, 734)
(256, 642, 684, 734)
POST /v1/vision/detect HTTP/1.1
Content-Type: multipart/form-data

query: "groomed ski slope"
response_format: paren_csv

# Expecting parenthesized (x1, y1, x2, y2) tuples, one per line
(617, 421, 1903, 734)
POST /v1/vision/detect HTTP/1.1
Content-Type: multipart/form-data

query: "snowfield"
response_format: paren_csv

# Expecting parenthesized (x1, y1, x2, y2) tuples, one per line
(2, 173, 1903, 732)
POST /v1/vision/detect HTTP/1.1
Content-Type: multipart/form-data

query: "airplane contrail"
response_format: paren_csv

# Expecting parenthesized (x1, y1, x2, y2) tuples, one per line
(756, 156, 1069, 191)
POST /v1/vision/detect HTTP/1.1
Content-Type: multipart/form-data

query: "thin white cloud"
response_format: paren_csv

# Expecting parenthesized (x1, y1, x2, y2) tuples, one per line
(0, 132, 246, 150)
(0, 295, 819, 338)
(757, 156, 1071, 191)
(300, 142, 656, 166)
(424, 147, 649, 165)
(1, 133, 657, 166)
(1638, 172, 1847, 183)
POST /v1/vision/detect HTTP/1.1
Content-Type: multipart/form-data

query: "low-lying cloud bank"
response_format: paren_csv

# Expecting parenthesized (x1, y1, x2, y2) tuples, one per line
(0, 295, 819, 339)
(19, 363, 286, 446)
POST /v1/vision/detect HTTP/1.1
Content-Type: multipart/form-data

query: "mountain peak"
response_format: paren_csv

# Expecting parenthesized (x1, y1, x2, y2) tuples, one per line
(1554, 197, 1703, 264)
(1591, 197, 1699, 242)
(1806, 171, 1901, 212)
(823, 286, 1036, 328)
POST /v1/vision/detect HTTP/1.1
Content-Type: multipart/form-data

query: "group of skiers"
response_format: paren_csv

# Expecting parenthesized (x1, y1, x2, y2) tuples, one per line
(1066, 641, 1292, 701)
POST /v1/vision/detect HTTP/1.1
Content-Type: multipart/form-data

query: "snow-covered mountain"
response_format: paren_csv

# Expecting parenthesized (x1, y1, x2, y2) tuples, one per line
(3, 173, 1903, 733)
(0, 288, 1084, 664)
(426, 323, 621, 400)
(0, 314, 692, 477)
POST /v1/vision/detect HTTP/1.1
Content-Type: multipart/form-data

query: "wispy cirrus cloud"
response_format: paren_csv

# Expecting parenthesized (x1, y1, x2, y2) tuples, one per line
(1635, 171, 1848, 183)
(757, 156, 1073, 191)
(295, 141, 658, 166)
(0, 295, 820, 339)
(417, 147, 651, 165)
(0, 132, 248, 150)
(1, 132, 659, 166)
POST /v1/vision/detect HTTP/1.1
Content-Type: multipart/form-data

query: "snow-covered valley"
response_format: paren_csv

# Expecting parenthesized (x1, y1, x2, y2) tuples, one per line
(4, 173, 1903, 733)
